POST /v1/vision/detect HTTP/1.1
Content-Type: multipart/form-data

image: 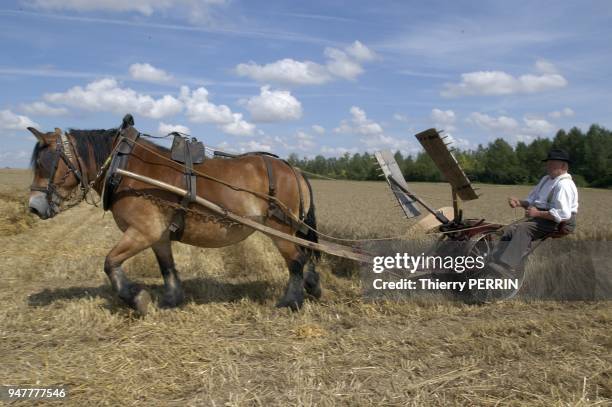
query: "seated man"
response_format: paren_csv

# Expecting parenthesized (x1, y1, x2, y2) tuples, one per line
(491, 148, 579, 271)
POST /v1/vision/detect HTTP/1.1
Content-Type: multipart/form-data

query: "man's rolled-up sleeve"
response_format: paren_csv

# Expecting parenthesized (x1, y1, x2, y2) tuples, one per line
(548, 186, 573, 223)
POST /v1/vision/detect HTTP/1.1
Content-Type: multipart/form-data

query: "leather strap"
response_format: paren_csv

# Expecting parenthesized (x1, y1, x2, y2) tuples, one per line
(261, 155, 308, 234)
(262, 154, 276, 200)
(102, 126, 140, 211)
(287, 163, 305, 221)
(169, 138, 199, 241)
(546, 173, 571, 205)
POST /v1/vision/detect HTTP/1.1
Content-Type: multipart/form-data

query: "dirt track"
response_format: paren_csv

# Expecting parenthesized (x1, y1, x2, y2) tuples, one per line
(1, 170, 610, 405)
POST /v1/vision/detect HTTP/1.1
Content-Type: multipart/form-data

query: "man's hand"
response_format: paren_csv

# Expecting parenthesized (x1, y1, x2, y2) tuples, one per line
(526, 206, 540, 218)
(508, 197, 522, 208)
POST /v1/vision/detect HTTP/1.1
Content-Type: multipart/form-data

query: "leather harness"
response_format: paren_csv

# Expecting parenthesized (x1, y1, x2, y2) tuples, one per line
(102, 120, 308, 239)
(102, 120, 141, 211)
(168, 134, 203, 241)
(260, 154, 308, 235)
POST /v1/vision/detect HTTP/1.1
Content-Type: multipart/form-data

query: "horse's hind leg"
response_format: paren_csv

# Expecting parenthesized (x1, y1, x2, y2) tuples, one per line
(272, 238, 307, 311)
(151, 239, 184, 308)
(104, 227, 158, 315)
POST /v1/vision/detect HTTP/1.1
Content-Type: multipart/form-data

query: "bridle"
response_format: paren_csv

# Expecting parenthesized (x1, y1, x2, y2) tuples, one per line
(30, 131, 90, 214)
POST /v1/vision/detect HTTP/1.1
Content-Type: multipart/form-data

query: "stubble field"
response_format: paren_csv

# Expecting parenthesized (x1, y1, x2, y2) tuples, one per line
(0, 169, 610, 406)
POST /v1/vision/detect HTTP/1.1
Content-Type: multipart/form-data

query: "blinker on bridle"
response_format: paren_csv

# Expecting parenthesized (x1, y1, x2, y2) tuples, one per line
(30, 131, 89, 213)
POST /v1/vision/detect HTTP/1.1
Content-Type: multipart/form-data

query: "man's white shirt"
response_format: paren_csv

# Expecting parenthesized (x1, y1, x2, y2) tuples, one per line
(526, 173, 579, 223)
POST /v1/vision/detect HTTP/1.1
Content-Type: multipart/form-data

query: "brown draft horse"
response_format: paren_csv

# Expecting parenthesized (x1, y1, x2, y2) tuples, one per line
(27, 120, 321, 315)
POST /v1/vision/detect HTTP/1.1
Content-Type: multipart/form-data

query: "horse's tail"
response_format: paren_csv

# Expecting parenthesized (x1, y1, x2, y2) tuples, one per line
(297, 173, 321, 262)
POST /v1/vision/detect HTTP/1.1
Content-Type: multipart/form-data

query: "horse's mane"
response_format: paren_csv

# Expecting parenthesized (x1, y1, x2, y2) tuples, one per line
(69, 129, 117, 169)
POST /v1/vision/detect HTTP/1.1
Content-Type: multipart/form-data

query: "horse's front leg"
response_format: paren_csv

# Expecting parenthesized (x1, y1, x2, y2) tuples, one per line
(104, 227, 158, 315)
(151, 239, 184, 308)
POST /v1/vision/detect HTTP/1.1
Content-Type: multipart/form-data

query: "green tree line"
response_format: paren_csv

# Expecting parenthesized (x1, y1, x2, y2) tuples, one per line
(287, 124, 612, 188)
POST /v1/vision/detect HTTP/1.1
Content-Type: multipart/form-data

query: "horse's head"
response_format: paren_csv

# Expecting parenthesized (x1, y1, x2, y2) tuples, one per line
(28, 127, 84, 219)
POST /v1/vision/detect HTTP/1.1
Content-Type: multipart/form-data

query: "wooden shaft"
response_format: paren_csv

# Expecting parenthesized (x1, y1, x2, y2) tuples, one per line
(389, 177, 449, 224)
(116, 168, 373, 264)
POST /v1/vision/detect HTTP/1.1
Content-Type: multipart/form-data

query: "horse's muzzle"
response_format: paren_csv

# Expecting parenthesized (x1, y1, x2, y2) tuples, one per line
(28, 194, 52, 219)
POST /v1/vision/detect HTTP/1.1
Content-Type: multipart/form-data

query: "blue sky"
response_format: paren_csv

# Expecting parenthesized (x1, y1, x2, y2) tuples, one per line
(1, 0, 611, 167)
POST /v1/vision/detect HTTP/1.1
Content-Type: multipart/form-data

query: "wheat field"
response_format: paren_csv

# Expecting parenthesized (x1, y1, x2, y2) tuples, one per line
(0, 169, 610, 406)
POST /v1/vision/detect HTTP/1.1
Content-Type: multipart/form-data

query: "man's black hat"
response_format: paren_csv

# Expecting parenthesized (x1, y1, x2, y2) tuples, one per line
(542, 148, 571, 163)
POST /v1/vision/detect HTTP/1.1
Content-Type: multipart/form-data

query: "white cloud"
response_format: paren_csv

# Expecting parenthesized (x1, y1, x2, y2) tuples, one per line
(180, 86, 233, 123)
(21, 101, 68, 116)
(345, 40, 376, 62)
(45, 78, 182, 119)
(359, 134, 414, 154)
(324, 47, 364, 80)
(235, 59, 331, 86)
(549, 107, 575, 118)
(335, 106, 383, 136)
(238, 140, 272, 153)
(43, 79, 254, 136)
(393, 113, 408, 122)
(243, 86, 302, 122)
(0, 109, 39, 131)
(129, 63, 173, 83)
(179, 86, 255, 136)
(295, 131, 315, 151)
(24, 0, 227, 23)
(467, 112, 557, 139)
(467, 112, 519, 133)
(312, 124, 325, 134)
(235, 41, 375, 85)
(523, 117, 555, 135)
(268, 133, 315, 153)
(220, 118, 255, 137)
(431, 108, 455, 124)
(431, 108, 456, 131)
(158, 122, 190, 135)
(442, 61, 567, 97)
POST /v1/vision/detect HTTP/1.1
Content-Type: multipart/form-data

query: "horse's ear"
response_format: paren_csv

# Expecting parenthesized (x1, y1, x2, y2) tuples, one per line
(54, 127, 62, 136)
(121, 114, 134, 130)
(28, 127, 48, 145)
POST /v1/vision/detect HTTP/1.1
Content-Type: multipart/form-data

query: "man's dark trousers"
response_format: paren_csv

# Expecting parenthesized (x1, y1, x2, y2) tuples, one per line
(493, 217, 559, 269)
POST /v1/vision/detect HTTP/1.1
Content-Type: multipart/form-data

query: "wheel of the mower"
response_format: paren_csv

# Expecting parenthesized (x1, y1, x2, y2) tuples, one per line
(462, 230, 525, 303)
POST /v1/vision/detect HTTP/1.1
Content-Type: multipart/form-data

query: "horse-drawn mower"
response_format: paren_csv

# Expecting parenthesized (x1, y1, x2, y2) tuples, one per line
(374, 129, 515, 302)
(28, 114, 546, 313)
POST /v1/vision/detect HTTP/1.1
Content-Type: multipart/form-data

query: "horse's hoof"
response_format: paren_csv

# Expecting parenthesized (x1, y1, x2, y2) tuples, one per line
(304, 273, 322, 299)
(134, 290, 152, 316)
(160, 292, 184, 309)
(305, 285, 322, 300)
(276, 297, 303, 311)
